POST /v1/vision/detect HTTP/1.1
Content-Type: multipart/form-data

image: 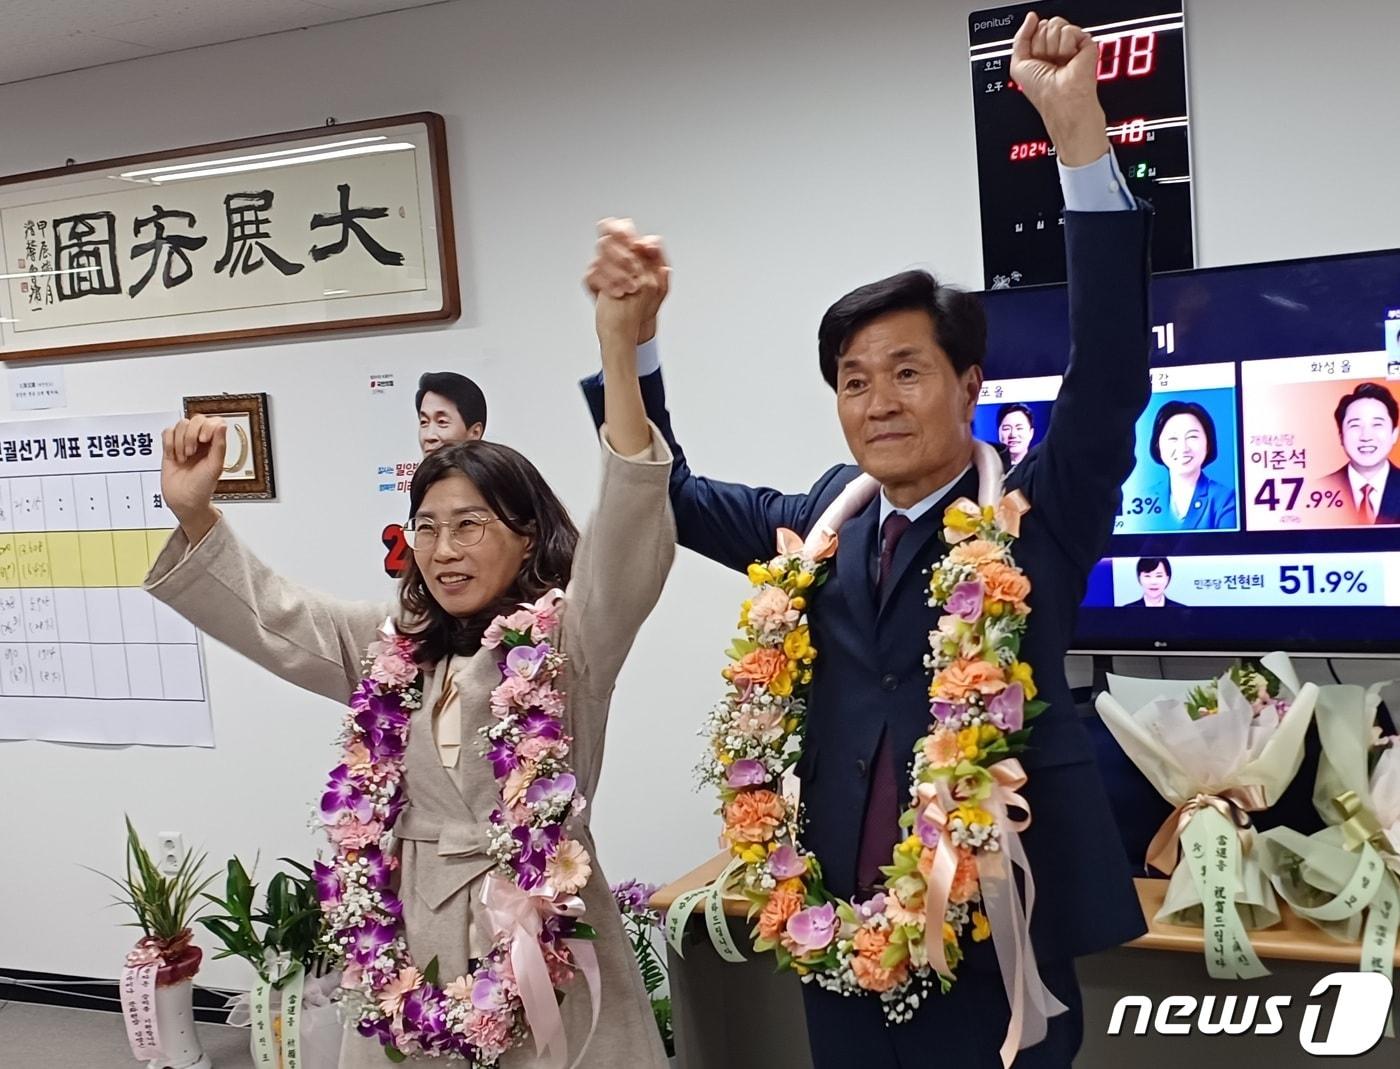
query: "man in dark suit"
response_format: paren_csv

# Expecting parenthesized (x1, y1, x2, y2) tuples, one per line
(1317, 382, 1400, 525)
(582, 15, 1149, 1067)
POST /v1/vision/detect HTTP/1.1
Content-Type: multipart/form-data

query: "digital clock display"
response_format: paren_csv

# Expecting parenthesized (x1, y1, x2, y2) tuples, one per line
(969, 0, 1194, 288)
(1008, 139, 1052, 162)
(1095, 31, 1158, 81)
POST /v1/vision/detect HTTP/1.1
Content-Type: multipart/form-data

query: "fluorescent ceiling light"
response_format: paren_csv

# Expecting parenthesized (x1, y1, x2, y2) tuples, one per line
(146, 142, 416, 183)
(0, 266, 96, 280)
(119, 136, 389, 179)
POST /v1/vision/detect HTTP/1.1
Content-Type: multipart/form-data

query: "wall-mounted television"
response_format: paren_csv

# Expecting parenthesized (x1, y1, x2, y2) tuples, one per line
(978, 246, 1400, 655)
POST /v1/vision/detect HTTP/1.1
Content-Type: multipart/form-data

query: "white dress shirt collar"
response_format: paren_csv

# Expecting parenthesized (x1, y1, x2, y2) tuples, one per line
(877, 464, 974, 530)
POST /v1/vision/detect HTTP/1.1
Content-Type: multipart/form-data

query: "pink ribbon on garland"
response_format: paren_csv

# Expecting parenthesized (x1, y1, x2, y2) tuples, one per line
(917, 759, 1062, 1066)
(480, 875, 601, 1069)
(915, 780, 959, 980)
(978, 761, 1064, 1067)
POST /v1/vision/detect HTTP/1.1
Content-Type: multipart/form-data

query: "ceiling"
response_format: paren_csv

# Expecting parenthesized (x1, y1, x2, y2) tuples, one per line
(0, 0, 455, 86)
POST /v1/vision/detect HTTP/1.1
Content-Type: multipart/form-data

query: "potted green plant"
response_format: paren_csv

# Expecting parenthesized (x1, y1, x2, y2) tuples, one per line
(611, 880, 675, 1059)
(198, 857, 342, 1069)
(93, 816, 214, 1069)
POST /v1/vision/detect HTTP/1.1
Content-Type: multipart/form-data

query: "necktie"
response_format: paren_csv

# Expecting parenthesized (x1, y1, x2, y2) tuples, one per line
(855, 512, 914, 894)
(877, 512, 912, 588)
(1360, 484, 1376, 525)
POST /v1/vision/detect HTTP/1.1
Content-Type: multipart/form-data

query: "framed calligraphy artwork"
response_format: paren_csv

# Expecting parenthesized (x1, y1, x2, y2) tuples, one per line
(0, 113, 458, 361)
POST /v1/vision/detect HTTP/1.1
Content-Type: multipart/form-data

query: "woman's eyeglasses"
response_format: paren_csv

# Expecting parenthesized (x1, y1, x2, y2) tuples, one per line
(404, 515, 498, 552)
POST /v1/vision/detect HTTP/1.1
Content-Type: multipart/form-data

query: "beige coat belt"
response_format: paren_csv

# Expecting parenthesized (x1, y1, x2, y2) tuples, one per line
(395, 804, 495, 910)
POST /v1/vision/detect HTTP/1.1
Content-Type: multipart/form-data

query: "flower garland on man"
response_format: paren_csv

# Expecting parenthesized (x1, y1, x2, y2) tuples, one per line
(581, 13, 1155, 1066)
(704, 482, 1046, 1028)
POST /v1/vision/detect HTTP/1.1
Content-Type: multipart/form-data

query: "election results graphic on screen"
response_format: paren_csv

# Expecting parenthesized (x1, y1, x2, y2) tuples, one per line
(978, 246, 1400, 654)
(1241, 354, 1400, 531)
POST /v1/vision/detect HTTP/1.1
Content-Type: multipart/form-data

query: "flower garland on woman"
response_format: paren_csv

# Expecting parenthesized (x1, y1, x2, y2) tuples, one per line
(315, 599, 595, 1061)
(694, 448, 1048, 1027)
(145, 256, 677, 1066)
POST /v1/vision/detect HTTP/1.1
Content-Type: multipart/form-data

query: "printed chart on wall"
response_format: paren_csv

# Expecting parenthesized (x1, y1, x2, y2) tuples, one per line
(0, 411, 212, 746)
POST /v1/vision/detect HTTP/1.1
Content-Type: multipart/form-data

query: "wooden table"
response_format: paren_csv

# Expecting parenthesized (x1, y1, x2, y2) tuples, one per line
(653, 853, 1399, 1069)
(652, 852, 1400, 967)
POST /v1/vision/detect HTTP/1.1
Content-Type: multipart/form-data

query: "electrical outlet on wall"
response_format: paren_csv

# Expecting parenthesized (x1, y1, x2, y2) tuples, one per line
(155, 832, 183, 877)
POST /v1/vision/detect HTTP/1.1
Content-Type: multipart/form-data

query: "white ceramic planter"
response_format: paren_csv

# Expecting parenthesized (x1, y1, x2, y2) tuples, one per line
(145, 978, 211, 1069)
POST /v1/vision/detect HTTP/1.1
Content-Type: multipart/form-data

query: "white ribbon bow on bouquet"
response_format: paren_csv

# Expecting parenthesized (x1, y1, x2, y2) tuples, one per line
(1257, 677, 1399, 1036)
(1095, 652, 1319, 980)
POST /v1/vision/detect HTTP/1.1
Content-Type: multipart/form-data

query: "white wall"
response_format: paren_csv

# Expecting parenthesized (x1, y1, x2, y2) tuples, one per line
(1, 0, 1398, 988)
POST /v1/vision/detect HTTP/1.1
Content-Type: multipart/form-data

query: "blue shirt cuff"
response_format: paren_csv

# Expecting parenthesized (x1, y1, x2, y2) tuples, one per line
(1058, 149, 1136, 212)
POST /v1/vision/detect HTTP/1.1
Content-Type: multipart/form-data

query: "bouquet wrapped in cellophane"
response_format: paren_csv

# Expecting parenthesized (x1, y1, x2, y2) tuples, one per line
(1094, 653, 1317, 979)
(1256, 678, 1397, 1032)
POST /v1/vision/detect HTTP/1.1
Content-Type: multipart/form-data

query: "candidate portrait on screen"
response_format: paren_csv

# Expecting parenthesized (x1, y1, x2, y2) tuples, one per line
(1146, 400, 1237, 531)
(996, 402, 1035, 469)
(1318, 382, 1400, 525)
(1122, 557, 1184, 609)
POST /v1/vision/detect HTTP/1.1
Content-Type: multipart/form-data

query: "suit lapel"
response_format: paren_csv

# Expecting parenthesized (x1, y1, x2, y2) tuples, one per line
(877, 468, 980, 619)
(834, 494, 878, 636)
(406, 657, 475, 811)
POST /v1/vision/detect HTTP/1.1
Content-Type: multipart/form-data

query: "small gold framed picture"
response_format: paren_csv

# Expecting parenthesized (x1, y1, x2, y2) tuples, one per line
(182, 392, 275, 500)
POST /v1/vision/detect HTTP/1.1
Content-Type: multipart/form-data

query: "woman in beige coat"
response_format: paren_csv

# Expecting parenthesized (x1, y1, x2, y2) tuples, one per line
(145, 275, 675, 1067)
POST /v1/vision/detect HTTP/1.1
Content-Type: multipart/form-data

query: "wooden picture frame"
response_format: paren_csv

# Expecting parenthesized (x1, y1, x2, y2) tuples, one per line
(182, 393, 275, 500)
(0, 113, 459, 361)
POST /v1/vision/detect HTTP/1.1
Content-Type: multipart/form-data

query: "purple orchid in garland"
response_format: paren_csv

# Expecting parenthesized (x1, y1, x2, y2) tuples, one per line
(384, 790, 407, 828)
(505, 643, 549, 680)
(785, 903, 838, 955)
(321, 765, 373, 823)
(357, 1017, 392, 1042)
(471, 971, 507, 1012)
(945, 579, 985, 623)
(514, 853, 547, 892)
(766, 845, 806, 881)
(354, 707, 409, 762)
(725, 758, 769, 788)
(402, 987, 448, 1036)
(986, 683, 1025, 732)
(486, 738, 518, 778)
(358, 846, 393, 889)
(854, 893, 888, 922)
(349, 920, 398, 966)
(524, 772, 577, 809)
(915, 806, 943, 848)
(510, 824, 563, 890)
(348, 679, 379, 712)
(312, 861, 341, 908)
(931, 699, 966, 724)
(350, 684, 411, 722)
(611, 879, 660, 917)
(519, 711, 563, 740)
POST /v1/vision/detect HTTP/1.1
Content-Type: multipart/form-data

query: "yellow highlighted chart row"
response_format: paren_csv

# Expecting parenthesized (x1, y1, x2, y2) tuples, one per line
(0, 528, 173, 589)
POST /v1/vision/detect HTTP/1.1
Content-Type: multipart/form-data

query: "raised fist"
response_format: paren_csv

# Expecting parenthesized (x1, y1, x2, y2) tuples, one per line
(1010, 12, 1110, 167)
